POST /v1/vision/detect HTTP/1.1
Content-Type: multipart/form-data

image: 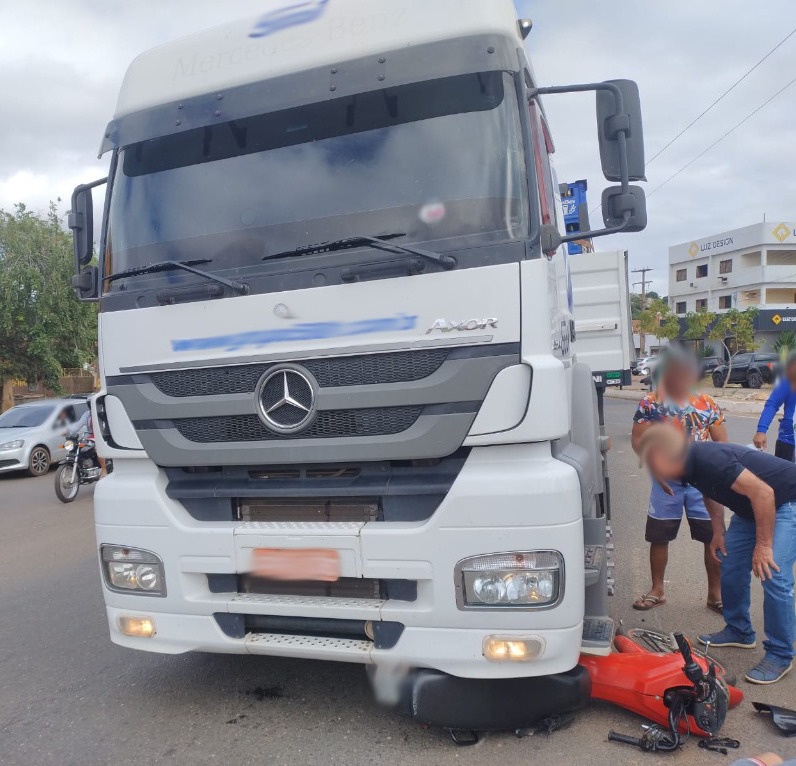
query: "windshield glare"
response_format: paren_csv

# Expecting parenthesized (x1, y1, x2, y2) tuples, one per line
(0, 405, 52, 428)
(105, 71, 529, 289)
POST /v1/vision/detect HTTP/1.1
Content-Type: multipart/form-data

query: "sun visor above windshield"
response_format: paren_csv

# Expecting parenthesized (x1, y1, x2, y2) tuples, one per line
(99, 35, 519, 156)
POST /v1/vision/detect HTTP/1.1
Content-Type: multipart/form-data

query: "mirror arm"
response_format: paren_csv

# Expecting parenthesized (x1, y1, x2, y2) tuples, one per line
(559, 215, 632, 244)
(616, 129, 630, 194)
(532, 81, 624, 112)
(69, 176, 108, 217)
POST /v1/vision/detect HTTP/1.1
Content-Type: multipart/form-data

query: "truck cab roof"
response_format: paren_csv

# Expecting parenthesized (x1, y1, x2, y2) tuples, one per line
(111, 0, 525, 122)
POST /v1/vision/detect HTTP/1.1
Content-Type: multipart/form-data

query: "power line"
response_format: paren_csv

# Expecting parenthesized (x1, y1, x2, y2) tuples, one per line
(647, 26, 796, 165)
(647, 74, 796, 198)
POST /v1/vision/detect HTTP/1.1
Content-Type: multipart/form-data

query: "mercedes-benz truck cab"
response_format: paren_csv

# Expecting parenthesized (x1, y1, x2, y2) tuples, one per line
(69, 0, 647, 730)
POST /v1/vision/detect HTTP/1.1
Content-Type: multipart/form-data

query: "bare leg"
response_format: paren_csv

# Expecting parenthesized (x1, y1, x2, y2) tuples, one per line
(649, 543, 668, 598)
(703, 543, 721, 604)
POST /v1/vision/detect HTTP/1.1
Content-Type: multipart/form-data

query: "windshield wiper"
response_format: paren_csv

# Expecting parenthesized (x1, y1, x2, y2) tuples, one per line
(105, 259, 249, 294)
(262, 233, 457, 270)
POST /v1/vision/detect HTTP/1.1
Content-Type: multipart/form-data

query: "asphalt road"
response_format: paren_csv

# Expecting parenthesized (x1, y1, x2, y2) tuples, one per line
(1, 399, 793, 765)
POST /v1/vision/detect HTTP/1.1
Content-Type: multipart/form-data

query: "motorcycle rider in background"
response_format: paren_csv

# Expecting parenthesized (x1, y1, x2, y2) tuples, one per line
(74, 409, 107, 477)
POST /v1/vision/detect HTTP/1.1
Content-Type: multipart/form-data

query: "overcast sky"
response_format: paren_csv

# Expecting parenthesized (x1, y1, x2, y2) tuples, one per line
(1, 0, 794, 293)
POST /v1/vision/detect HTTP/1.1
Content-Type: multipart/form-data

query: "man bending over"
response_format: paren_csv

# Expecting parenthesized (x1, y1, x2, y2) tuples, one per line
(641, 424, 796, 685)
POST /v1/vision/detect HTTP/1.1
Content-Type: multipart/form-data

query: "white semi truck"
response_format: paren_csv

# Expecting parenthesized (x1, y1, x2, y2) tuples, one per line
(69, 0, 646, 731)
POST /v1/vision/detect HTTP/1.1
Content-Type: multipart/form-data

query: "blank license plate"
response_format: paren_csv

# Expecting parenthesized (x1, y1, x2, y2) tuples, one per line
(251, 548, 340, 582)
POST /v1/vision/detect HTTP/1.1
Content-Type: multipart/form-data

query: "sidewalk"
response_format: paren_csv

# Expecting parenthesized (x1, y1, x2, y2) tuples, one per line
(605, 379, 769, 418)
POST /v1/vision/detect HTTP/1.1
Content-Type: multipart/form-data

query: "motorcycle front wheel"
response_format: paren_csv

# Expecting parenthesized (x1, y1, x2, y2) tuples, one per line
(54, 463, 80, 503)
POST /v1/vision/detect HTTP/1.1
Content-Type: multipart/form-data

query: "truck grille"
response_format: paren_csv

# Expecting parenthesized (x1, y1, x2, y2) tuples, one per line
(174, 406, 422, 443)
(151, 348, 449, 397)
(240, 574, 382, 599)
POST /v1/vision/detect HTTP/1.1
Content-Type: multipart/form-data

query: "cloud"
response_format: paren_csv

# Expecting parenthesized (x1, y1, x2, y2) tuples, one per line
(523, 0, 796, 292)
(1, 0, 795, 296)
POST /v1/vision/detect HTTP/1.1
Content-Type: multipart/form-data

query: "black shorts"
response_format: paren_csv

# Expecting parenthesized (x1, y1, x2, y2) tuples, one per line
(645, 516, 713, 545)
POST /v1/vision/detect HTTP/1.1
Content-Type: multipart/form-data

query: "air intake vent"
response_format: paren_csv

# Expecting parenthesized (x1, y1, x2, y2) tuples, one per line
(151, 348, 449, 397)
(174, 407, 422, 442)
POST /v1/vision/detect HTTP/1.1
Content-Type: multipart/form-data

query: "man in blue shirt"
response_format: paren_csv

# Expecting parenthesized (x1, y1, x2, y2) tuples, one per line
(753, 353, 796, 461)
(641, 424, 796, 685)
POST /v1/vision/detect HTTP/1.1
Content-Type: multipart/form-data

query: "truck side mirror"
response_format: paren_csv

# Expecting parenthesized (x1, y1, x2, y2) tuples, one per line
(68, 178, 106, 302)
(602, 185, 647, 232)
(69, 184, 95, 267)
(532, 79, 647, 245)
(596, 79, 646, 182)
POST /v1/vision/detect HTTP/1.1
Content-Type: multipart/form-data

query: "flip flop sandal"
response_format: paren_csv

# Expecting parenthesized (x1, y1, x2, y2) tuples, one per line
(632, 593, 667, 611)
(707, 600, 724, 615)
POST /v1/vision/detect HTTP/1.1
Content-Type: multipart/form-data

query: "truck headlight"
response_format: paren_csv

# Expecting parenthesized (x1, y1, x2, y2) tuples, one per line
(101, 545, 166, 596)
(0, 439, 24, 450)
(456, 551, 563, 609)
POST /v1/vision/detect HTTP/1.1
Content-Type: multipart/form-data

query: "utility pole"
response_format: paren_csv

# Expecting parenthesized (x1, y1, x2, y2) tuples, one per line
(632, 267, 654, 356)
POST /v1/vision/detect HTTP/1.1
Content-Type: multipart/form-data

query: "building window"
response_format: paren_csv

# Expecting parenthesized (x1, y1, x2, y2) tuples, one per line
(675, 301, 686, 314)
(696, 264, 708, 278)
(719, 295, 732, 309)
(696, 298, 708, 312)
(719, 259, 732, 274)
(675, 268, 687, 282)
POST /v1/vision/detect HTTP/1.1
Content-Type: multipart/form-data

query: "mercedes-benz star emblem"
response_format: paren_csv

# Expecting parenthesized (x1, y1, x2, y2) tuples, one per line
(255, 366, 317, 434)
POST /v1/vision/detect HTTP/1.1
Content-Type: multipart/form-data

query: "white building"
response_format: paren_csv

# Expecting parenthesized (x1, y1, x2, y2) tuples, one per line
(669, 221, 796, 317)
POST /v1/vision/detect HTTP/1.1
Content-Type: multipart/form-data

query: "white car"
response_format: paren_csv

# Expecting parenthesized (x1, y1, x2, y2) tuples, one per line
(633, 356, 659, 376)
(0, 398, 89, 476)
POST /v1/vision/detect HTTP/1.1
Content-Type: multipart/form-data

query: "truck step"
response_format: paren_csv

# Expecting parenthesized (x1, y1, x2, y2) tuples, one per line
(230, 592, 384, 620)
(581, 616, 614, 655)
(245, 632, 372, 662)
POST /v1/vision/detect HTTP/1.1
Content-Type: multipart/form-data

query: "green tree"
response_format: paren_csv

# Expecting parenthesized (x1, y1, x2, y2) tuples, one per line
(638, 297, 680, 343)
(684, 311, 715, 343)
(773, 330, 796, 361)
(697, 344, 716, 359)
(0, 203, 97, 411)
(684, 308, 759, 386)
(708, 308, 758, 387)
(630, 290, 660, 319)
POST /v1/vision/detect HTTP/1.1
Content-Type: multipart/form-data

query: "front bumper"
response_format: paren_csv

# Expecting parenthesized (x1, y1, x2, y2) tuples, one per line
(96, 442, 585, 680)
(402, 665, 591, 730)
(0, 446, 27, 473)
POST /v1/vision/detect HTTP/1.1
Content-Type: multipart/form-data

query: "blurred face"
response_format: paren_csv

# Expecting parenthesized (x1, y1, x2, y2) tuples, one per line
(787, 363, 796, 390)
(661, 360, 697, 400)
(645, 444, 687, 482)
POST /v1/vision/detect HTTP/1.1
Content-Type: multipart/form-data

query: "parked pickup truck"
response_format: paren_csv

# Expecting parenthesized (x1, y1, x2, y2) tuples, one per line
(712, 352, 778, 389)
(699, 356, 721, 378)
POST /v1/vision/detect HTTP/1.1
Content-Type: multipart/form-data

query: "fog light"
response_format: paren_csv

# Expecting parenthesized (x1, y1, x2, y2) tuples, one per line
(101, 545, 166, 596)
(483, 636, 543, 662)
(118, 615, 155, 638)
(456, 551, 563, 609)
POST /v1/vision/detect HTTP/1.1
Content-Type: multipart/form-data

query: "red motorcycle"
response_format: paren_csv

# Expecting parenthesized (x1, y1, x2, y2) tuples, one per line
(579, 628, 743, 751)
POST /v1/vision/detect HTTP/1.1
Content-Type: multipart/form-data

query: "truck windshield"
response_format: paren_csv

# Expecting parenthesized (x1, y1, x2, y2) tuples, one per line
(104, 71, 529, 289)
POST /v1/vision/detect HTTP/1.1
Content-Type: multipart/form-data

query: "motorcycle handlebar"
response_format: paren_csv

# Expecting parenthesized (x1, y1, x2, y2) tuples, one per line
(673, 632, 705, 684)
(673, 632, 692, 663)
(608, 731, 642, 747)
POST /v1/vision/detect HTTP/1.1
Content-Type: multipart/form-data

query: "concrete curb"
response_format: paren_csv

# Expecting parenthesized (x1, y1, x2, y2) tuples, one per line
(604, 387, 764, 418)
